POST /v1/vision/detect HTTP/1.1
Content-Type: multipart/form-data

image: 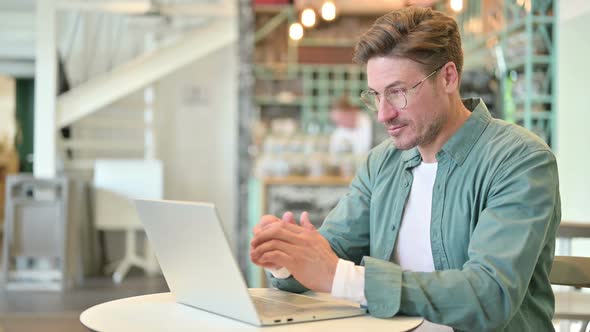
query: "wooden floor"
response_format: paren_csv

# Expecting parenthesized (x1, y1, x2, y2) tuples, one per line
(0, 273, 169, 332)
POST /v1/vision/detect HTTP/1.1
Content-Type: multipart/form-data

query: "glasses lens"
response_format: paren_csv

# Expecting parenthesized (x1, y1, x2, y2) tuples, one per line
(386, 90, 407, 109)
(360, 91, 378, 112)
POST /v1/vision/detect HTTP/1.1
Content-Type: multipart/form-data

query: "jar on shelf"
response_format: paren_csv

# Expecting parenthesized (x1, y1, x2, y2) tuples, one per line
(308, 153, 327, 177)
(287, 152, 308, 176)
(339, 153, 357, 178)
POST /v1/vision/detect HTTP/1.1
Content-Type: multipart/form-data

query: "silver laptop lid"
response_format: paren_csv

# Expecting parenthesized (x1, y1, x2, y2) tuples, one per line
(135, 199, 260, 325)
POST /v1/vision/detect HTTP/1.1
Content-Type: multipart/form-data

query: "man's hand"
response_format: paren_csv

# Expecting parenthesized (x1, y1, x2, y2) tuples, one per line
(250, 212, 339, 293)
(252, 211, 296, 236)
(250, 212, 296, 270)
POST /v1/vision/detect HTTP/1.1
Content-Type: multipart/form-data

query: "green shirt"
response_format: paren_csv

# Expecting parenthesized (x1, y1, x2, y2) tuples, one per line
(271, 99, 561, 331)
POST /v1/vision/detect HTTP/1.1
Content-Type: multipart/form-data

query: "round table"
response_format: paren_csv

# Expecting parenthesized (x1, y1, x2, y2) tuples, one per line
(80, 292, 423, 332)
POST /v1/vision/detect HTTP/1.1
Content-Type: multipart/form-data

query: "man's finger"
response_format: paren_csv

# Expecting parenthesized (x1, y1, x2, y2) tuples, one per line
(251, 255, 280, 270)
(259, 215, 282, 227)
(250, 238, 295, 269)
(260, 218, 306, 234)
(253, 215, 281, 235)
(282, 211, 296, 224)
(251, 238, 297, 260)
(252, 222, 306, 247)
(250, 248, 280, 269)
(300, 211, 315, 230)
(251, 226, 296, 248)
(259, 250, 293, 270)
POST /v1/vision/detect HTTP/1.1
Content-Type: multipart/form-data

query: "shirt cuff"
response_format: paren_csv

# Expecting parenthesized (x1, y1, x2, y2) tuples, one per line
(330, 258, 368, 306)
(266, 266, 292, 279)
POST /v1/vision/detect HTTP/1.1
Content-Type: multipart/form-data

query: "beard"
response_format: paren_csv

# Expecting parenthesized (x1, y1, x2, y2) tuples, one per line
(388, 112, 446, 150)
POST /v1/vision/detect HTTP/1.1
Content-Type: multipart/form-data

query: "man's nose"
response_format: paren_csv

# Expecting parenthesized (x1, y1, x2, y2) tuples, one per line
(377, 98, 400, 123)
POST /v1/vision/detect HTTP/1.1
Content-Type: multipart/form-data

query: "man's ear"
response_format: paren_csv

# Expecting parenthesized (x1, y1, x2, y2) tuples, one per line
(440, 62, 460, 94)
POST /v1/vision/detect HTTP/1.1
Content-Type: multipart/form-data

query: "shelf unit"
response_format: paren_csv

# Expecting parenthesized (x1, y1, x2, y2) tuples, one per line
(254, 64, 368, 132)
(456, 0, 556, 146)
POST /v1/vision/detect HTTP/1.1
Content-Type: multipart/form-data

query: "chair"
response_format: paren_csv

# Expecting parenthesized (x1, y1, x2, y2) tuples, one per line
(93, 159, 163, 283)
(551, 255, 590, 332)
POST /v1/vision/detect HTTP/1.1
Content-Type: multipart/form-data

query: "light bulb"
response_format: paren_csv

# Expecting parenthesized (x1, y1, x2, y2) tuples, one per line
(321, 1, 336, 21)
(450, 0, 463, 12)
(301, 8, 316, 28)
(289, 22, 304, 41)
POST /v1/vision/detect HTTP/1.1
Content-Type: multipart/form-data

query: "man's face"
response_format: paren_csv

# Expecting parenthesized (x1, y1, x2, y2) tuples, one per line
(366, 56, 447, 150)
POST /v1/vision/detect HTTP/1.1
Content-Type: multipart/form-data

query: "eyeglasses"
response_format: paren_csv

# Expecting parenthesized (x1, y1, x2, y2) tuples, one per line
(360, 66, 443, 112)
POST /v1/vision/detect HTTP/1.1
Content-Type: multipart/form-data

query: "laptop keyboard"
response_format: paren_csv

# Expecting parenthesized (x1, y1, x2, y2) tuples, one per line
(257, 292, 329, 306)
(252, 297, 303, 316)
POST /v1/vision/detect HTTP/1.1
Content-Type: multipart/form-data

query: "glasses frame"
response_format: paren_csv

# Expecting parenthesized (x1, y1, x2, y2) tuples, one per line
(360, 65, 443, 112)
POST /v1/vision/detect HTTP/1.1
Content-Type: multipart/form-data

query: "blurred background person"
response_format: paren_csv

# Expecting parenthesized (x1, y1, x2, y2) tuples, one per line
(328, 95, 373, 155)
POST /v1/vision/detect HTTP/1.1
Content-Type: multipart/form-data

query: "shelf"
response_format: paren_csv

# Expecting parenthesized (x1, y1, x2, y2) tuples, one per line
(299, 38, 357, 47)
(254, 75, 298, 81)
(514, 94, 553, 106)
(506, 55, 552, 71)
(254, 64, 368, 131)
(261, 175, 354, 186)
(254, 4, 291, 14)
(254, 68, 298, 81)
(463, 16, 555, 56)
(514, 111, 552, 121)
(504, 16, 555, 35)
(254, 63, 364, 72)
(255, 96, 303, 106)
(459, 0, 556, 147)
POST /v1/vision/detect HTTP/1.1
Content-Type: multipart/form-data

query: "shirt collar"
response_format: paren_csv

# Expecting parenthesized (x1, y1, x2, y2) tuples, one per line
(400, 98, 491, 167)
(439, 98, 491, 166)
(401, 147, 420, 164)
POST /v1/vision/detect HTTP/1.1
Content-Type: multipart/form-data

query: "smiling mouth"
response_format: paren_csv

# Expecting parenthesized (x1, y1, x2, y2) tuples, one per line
(387, 124, 406, 135)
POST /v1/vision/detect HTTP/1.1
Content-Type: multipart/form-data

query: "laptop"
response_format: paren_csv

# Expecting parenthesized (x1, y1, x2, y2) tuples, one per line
(134, 199, 367, 326)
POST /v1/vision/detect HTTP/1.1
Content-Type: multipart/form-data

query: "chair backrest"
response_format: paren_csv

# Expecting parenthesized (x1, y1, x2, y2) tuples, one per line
(550, 256, 590, 288)
(93, 159, 163, 230)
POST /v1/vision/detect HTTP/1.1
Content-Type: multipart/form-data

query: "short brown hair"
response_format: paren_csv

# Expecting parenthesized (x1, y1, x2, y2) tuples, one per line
(353, 7, 463, 77)
(331, 95, 359, 112)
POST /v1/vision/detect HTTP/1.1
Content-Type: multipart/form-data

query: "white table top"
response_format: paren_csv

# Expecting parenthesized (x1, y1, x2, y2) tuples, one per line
(80, 292, 423, 332)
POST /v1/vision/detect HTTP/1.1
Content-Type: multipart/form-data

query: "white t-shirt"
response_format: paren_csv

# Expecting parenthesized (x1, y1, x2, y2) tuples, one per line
(329, 112, 372, 154)
(392, 162, 437, 271)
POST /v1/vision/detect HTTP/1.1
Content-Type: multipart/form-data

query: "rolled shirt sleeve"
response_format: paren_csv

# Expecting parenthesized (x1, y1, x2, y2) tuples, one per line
(331, 259, 367, 306)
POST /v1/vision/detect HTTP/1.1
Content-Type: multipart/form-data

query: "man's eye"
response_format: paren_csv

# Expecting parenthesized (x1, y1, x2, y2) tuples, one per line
(387, 88, 405, 95)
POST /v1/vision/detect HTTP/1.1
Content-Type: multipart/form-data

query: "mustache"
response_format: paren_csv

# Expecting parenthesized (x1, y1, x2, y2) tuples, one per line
(384, 120, 408, 127)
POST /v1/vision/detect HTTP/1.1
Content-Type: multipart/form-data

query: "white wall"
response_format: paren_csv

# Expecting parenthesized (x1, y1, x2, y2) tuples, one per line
(154, 43, 238, 251)
(556, 0, 590, 254)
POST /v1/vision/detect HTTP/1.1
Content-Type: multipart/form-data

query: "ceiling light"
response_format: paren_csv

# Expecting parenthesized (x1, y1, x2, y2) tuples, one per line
(289, 22, 304, 41)
(301, 8, 316, 28)
(321, 1, 336, 21)
(450, 0, 463, 12)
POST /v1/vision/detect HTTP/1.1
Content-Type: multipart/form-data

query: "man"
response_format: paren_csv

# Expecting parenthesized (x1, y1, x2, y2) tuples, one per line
(250, 7, 560, 331)
(328, 95, 373, 155)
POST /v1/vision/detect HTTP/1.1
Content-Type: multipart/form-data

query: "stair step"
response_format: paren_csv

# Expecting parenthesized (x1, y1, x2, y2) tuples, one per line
(76, 118, 146, 130)
(109, 97, 151, 110)
(61, 140, 144, 151)
(63, 159, 96, 171)
(87, 108, 147, 120)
